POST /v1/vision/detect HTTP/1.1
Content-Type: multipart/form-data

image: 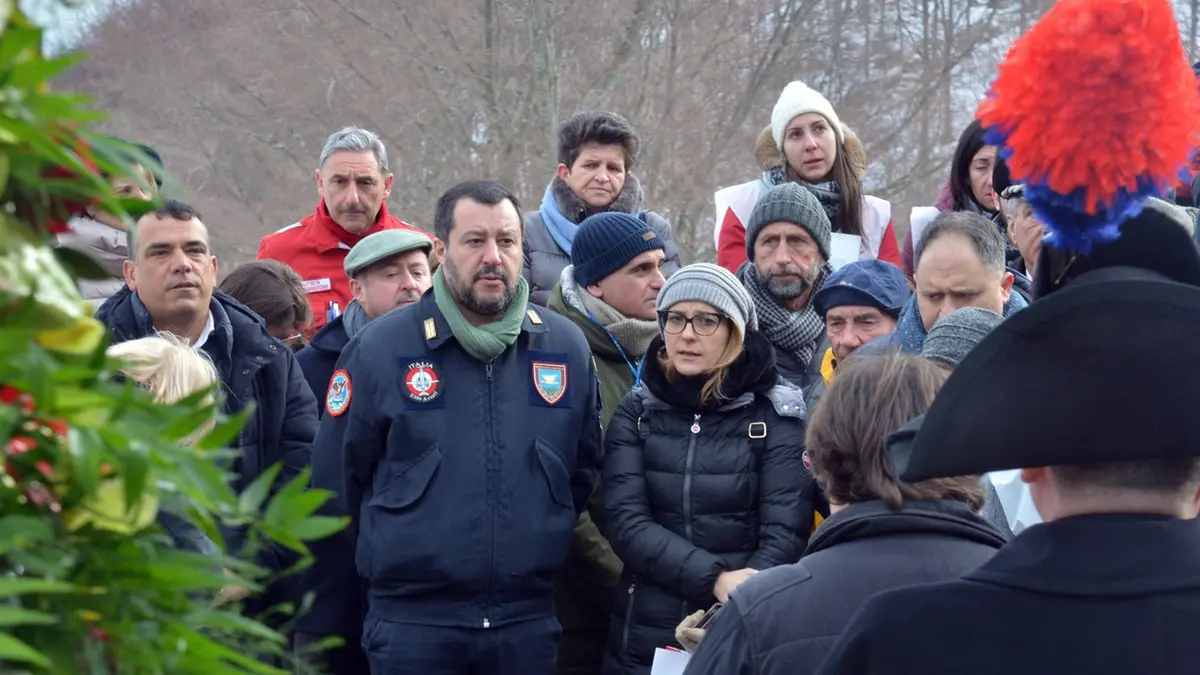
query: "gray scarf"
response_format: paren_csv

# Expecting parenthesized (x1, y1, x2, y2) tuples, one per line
(342, 299, 372, 338)
(767, 167, 842, 229)
(560, 267, 659, 358)
(736, 261, 827, 368)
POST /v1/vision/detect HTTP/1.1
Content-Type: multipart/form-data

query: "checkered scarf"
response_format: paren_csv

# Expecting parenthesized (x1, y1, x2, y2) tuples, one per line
(737, 261, 827, 368)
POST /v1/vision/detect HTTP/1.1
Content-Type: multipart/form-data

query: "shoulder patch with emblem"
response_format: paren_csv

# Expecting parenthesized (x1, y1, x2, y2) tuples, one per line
(326, 369, 352, 417)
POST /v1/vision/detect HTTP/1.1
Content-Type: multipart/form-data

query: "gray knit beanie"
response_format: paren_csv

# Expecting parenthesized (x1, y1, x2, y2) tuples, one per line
(922, 307, 1005, 368)
(656, 263, 758, 338)
(745, 182, 833, 262)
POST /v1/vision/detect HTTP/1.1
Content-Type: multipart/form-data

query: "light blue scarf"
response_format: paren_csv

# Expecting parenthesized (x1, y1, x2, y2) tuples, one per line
(539, 182, 580, 256)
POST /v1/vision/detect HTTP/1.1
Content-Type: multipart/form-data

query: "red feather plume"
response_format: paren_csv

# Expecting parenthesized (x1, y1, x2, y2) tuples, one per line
(977, 0, 1200, 250)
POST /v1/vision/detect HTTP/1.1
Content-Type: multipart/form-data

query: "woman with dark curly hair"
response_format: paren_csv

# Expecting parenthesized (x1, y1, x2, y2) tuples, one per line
(682, 353, 1005, 675)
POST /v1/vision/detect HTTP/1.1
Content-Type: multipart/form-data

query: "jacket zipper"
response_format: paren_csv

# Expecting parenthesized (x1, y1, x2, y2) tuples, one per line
(681, 414, 700, 619)
(621, 576, 637, 652)
(683, 414, 700, 543)
(484, 360, 495, 629)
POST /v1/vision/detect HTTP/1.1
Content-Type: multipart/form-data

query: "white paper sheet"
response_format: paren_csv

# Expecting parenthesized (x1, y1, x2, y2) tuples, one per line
(829, 232, 862, 270)
(651, 647, 692, 675)
(909, 206, 941, 251)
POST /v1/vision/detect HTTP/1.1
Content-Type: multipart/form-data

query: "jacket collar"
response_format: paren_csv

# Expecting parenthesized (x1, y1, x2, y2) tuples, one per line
(967, 513, 1200, 596)
(312, 200, 398, 253)
(419, 290, 547, 351)
(806, 499, 1007, 556)
(306, 314, 350, 354)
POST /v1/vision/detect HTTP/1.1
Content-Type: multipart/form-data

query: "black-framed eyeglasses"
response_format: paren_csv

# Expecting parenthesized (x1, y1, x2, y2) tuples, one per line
(660, 311, 725, 336)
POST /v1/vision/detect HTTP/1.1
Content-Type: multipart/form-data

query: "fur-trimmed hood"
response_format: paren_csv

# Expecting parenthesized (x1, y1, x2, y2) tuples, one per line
(549, 173, 647, 224)
(754, 124, 867, 181)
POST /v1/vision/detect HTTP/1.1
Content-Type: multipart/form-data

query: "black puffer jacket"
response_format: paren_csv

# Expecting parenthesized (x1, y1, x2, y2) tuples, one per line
(601, 331, 813, 675)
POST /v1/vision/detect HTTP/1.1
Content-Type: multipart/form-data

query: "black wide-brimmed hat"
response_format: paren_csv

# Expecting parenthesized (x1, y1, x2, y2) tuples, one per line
(890, 268, 1200, 482)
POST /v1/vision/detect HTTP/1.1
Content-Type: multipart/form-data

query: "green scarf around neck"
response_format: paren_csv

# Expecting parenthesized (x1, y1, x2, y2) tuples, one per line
(433, 266, 530, 362)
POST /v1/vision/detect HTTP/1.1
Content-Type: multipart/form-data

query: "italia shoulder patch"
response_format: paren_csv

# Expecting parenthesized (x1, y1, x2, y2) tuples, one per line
(326, 369, 352, 417)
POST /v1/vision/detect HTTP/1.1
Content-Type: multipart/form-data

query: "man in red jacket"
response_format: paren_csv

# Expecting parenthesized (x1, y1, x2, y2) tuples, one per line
(258, 126, 430, 335)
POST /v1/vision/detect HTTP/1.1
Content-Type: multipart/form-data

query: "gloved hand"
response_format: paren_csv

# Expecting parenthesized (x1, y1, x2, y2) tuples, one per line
(675, 609, 707, 653)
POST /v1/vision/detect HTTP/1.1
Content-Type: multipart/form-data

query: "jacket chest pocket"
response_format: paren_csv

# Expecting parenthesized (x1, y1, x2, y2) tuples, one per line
(508, 438, 575, 578)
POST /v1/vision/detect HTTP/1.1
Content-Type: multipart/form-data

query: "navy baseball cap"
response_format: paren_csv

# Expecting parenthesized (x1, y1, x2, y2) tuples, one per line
(813, 259, 910, 319)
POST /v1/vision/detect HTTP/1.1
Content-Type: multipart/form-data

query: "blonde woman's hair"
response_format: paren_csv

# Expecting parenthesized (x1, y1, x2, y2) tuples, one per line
(658, 322, 746, 405)
(108, 335, 220, 443)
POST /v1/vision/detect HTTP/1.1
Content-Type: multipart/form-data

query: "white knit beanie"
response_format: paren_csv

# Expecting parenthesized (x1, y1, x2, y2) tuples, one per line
(771, 81, 844, 150)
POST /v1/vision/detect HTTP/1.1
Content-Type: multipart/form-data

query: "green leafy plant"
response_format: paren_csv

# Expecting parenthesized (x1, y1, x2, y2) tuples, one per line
(0, 2, 346, 672)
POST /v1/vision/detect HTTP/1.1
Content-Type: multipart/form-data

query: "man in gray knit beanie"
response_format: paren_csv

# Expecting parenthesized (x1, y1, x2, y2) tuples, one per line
(657, 263, 758, 337)
(921, 306, 1004, 368)
(735, 182, 833, 389)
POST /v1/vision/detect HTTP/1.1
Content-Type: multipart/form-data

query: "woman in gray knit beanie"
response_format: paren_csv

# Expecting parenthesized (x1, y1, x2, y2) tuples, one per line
(602, 262, 811, 673)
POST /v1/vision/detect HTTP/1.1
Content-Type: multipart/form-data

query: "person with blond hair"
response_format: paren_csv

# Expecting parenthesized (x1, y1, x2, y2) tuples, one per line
(601, 263, 810, 675)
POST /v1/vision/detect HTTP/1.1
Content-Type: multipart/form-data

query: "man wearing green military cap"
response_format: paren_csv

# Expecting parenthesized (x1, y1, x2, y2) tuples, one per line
(292, 227, 433, 672)
(296, 228, 434, 410)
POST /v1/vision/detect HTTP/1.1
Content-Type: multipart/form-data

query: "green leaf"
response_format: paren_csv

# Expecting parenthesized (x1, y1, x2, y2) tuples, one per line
(288, 516, 348, 541)
(0, 606, 57, 627)
(0, 515, 54, 555)
(238, 464, 281, 518)
(10, 52, 84, 88)
(0, 578, 74, 595)
(161, 403, 219, 442)
(196, 408, 250, 451)
(0, 631, 49, 667)
(53, 246, 113, 281)
(121, 452, 149, 510)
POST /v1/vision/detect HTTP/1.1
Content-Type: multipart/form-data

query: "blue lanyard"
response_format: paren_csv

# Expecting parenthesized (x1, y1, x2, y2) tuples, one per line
(586, 311, 641, 383)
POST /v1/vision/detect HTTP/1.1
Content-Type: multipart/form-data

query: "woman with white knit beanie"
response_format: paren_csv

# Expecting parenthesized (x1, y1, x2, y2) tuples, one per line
(714, 82, 901, 274)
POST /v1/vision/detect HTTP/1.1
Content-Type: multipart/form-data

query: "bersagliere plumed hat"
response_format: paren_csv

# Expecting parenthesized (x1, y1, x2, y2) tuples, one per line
(888, 0, 1200, 482)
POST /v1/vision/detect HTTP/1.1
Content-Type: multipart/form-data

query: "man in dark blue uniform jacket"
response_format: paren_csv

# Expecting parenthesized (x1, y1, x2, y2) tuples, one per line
(307, 180, 603, 675)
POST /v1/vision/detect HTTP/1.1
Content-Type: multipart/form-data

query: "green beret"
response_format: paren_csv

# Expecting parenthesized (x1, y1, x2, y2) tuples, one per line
(344, 229, 433, 278)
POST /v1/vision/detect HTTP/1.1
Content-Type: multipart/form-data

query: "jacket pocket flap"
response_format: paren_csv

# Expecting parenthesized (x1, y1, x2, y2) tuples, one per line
(534, 438, 573, 509)
(371, 446, 442, 510)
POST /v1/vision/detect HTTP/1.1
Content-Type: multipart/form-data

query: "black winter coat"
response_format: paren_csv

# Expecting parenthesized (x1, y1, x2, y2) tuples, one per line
(683, 499, 1005, 675)
(601, 331, 813, 675)
(96, 288, 318, 609)
(816, 514, 1200, 675)
(294, 313, 350, 412)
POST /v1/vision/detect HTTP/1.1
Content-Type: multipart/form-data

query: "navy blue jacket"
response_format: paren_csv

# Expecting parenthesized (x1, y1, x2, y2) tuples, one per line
(96, 288, 318, 611)
(97, 287, 317, 500)
(307, 291, 603, 632)
(295, 314, 350, 411)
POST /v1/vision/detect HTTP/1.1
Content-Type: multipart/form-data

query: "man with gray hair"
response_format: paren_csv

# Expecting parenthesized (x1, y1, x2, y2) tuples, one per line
(894, 211, 1028, 353)
(258, 126, 430, 336)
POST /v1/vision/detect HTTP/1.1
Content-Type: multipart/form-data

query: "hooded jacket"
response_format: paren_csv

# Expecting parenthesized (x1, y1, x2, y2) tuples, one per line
(600, 331, 812, 675)
(683, 499, 1005, 675)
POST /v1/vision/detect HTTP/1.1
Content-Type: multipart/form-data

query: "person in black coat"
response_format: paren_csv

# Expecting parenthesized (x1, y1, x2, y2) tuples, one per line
(602, 263, 812, 675)
(95, 200, 318, 619)
(682, 353, 1005, 675)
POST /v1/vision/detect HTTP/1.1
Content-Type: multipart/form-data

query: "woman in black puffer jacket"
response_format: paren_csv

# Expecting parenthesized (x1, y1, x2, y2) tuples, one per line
(601, 263, 813, 675)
